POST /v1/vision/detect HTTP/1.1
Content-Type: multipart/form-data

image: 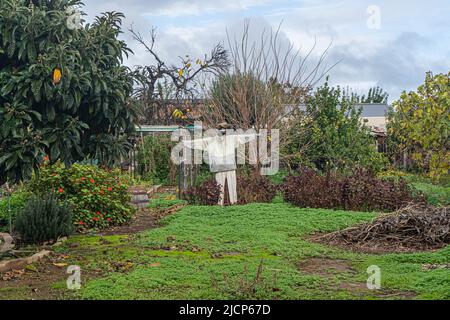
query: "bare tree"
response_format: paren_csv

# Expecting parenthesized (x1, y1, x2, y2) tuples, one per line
(200, 20, 338, 170)
(130, 27, 230, 125)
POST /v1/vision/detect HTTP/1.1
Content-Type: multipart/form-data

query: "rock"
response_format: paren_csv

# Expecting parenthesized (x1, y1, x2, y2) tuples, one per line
(0, 233, 14, 253)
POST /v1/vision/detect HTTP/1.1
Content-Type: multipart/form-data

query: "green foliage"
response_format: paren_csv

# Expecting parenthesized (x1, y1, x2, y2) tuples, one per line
(28, 162, 135, 229)
(387, 72, 449, 180)
(0, 0, 138, 184)
(411, 183, 450, 207)
(359, 86, 389, 103)
(299, 80, 387, 173)
(0, 189, 31, 232)
(378, 171, 450, 206)
(15, 193, 74, 244)
(1, 202, 449, 299)
(137, 135, 175, 185)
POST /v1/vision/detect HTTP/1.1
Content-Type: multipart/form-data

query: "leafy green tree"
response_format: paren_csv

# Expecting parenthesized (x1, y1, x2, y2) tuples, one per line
(0, 0, 137, 184)
(299, 79, 387, 173)
(387, 72, 449, 179)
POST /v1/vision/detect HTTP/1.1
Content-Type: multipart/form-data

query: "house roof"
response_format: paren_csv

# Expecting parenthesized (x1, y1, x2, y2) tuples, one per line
(358, 103, 389, 117)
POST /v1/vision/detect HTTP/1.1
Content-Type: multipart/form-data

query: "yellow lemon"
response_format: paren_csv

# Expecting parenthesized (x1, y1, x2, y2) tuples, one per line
(53, 68, 62, 84)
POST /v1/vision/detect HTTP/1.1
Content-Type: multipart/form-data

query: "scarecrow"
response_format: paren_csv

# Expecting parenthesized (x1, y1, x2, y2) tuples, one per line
(183, 123, 258, 206)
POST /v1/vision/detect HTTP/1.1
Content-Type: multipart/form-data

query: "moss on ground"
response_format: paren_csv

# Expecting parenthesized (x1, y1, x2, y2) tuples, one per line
(1, 201, 448, 300)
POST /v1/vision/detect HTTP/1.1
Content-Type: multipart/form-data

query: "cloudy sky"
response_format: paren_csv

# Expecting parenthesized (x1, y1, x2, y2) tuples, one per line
(82, 0, 450, 102)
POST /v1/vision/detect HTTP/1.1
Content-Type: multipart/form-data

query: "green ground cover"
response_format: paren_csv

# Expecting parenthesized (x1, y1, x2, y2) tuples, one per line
(8, 201, 443, 300)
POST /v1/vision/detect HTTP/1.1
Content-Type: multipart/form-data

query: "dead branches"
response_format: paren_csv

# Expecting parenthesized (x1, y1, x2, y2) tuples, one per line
(317, 204, 450, 252)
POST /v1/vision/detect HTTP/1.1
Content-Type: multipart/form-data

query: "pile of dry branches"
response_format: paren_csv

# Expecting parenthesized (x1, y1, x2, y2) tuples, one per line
(317, 204, 449, 252)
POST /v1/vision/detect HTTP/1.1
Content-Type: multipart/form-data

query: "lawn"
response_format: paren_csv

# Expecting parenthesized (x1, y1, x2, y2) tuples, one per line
(3, 200, 447, 300)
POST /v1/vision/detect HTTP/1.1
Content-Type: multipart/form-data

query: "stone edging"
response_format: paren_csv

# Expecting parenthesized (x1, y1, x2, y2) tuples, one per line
(0, 250, 51, 273)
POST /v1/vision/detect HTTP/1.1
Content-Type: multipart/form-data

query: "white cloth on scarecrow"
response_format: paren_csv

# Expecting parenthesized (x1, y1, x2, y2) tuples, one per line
(183, 133, 257, 173)
(182, 132, 258, 205)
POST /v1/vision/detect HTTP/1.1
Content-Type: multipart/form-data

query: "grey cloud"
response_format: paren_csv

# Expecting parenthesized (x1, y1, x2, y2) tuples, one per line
(79, 0, 450, 101)
(327, 32, 450, 100)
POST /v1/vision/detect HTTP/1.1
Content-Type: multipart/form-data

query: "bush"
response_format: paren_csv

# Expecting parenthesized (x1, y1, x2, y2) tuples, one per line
(341, 169, 421, 212)
(282, 168, 342, 209)
(28, 162, 135, 230)
(0, 190, 31, 232)
(15, 193, 74, 244)
(184, 179, 221, 206)
(184, 174, 278, 206)
(237, 175, 278, 205)
(282, 167, 423, 212)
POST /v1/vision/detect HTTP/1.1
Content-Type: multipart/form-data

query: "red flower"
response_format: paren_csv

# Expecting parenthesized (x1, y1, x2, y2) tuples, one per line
(96, 211, 101, 215)
(58, 188, 64, 193)
(43, 155, 49, 162)
(81, 177, 85, 181)
(90, 178, 95, 184)
(92, 217, 98, 222)
(79, 221, 84, 225)
(107, 218, 111, 222)
(107, 187, 113, 192)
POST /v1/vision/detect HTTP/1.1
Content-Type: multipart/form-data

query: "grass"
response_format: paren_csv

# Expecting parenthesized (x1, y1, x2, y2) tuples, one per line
(147, 193, 187, 210)
(379, 171, 450, 206)
(410, 182, 450, 206)
(34, 201, 447, 300)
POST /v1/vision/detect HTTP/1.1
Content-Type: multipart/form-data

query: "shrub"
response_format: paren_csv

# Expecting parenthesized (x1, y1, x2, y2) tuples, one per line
(184, 179, 221, 206)
(28, 162, 135, 230)
(282, 168, 423, 212)
(0, 190, 31, 232)
(15, 193, 74, 244)
(341, 169, 421, 212)
(282, 168, 342, 209)
(237, 175, 278, 205)
(184, 174, 278, 206)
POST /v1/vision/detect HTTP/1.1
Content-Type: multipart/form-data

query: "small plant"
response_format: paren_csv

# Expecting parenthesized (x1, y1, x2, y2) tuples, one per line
(15, 193, 74, 244)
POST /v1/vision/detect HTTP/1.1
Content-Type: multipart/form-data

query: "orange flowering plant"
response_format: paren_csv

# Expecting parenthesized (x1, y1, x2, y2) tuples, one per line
(28, 162, 135, 230)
